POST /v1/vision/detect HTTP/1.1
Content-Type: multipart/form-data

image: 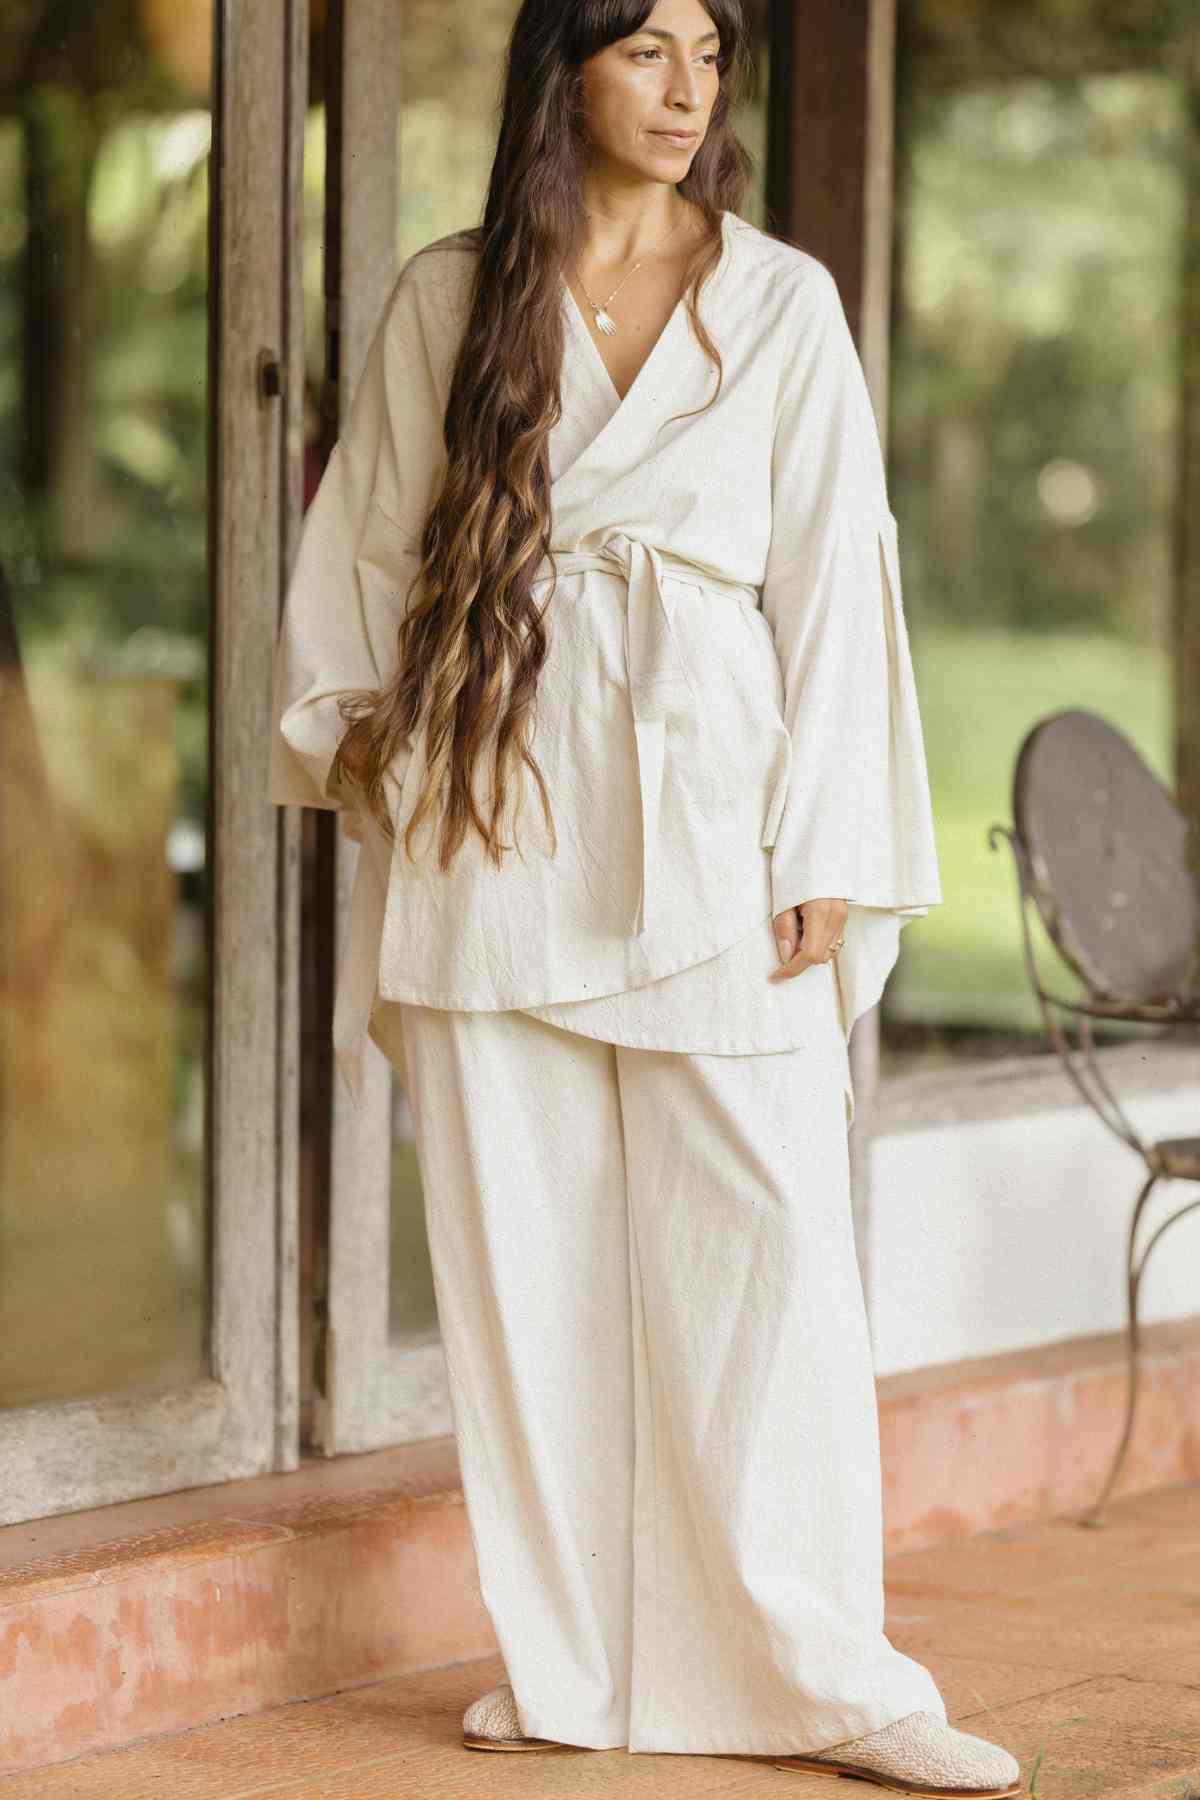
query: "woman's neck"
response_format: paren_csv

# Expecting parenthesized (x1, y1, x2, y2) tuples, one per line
(577, 182, 698, 267)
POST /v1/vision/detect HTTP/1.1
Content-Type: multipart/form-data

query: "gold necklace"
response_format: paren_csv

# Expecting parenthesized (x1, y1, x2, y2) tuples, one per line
(575, 210, 684, 337)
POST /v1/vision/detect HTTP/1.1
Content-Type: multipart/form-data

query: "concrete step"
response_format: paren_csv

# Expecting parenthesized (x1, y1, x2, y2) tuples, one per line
(3, 1478, 1200, 1795)
(1, 1319, 1197, 1779)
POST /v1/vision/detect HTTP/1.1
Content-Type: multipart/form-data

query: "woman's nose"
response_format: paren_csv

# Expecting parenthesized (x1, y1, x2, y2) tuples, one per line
(665, 65, 704, 107)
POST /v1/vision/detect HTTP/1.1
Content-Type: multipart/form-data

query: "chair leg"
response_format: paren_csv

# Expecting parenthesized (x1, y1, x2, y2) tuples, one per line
(1079, 1169, 1159, 1528)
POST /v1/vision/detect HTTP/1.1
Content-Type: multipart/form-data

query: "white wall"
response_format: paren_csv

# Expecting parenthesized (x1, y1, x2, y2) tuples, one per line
(867, 1083, 1200, 1377)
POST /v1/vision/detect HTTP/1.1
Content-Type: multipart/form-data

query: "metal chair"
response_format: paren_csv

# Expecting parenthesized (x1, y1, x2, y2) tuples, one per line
(988, 707, 1200, 1526)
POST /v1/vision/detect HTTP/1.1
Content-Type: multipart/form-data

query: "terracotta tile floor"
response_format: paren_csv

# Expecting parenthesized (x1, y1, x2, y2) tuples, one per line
(3, 1481, 1198, 1798)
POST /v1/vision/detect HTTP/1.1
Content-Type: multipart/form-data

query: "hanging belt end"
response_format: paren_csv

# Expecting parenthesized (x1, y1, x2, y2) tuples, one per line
(761, 730, 792, 849)
(334, 1038, 367, 1114)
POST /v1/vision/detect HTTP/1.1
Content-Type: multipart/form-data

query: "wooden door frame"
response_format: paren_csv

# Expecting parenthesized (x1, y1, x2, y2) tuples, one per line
(312, 0, 454, 1455)
(767, 0, 898, 1314)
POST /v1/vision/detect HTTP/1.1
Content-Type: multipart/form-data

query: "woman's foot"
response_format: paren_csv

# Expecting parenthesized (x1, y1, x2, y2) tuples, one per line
(461, 1681, 586, 1753)
(771, 1709, 1022, 1796)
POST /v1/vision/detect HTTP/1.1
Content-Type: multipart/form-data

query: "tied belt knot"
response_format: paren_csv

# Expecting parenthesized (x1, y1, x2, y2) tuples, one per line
(535, 533, 789, 938)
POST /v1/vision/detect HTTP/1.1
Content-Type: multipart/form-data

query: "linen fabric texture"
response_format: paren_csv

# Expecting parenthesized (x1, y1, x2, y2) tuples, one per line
(380, 995, 948, 1753)
(267, 210, 943, 1113)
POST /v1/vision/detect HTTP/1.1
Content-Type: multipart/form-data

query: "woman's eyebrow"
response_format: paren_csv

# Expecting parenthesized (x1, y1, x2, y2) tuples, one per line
(625, 26, 721, 46)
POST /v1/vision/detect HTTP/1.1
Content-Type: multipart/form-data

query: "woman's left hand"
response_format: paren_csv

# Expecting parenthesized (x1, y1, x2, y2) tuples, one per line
(769, 897, 848, 981)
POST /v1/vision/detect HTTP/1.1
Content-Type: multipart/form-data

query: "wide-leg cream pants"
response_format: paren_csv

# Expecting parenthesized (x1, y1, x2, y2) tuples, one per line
(387, 1000, 948, 1757)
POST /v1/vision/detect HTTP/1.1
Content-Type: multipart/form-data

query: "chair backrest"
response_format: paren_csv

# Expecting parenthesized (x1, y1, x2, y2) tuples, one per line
(1012, 707, 1200, 1005)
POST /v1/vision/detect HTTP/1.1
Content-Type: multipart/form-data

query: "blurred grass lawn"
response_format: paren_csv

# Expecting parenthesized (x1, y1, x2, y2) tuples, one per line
(892, 625, 1172, 1032)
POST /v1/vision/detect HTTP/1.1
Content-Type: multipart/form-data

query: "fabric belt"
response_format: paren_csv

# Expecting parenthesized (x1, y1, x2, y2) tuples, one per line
(535, 533, 787, 938)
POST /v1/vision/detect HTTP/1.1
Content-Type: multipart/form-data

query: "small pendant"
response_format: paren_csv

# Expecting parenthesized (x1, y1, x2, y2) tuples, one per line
(593, 308, 618, 336)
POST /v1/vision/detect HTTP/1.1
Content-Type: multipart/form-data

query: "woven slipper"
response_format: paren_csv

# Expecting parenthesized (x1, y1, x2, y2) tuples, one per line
(763, 1709, 1022, 1796)
(461, 1681, 593, 1753)
(768, 1756, 1021, 1797)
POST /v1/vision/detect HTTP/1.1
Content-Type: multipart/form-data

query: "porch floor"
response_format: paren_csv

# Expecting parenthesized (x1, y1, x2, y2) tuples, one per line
(2, 1480, 1198, 1797)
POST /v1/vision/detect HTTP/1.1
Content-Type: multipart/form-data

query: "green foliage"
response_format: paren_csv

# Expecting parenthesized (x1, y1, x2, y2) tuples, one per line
(0, 92, 330, 828)
(886, 61, 1185, 1039)
(893, 71, 1184, 643)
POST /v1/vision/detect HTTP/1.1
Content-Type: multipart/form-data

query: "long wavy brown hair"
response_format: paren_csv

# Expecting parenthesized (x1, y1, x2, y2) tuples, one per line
(331, 0, 754, 868)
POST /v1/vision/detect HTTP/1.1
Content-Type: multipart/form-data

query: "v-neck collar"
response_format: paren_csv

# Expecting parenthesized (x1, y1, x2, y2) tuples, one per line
(561, 209, 734, 423)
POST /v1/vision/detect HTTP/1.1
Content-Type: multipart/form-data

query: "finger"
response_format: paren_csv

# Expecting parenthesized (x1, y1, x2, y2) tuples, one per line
(768, 938, 828, 982)
(772, 906, 800, 962)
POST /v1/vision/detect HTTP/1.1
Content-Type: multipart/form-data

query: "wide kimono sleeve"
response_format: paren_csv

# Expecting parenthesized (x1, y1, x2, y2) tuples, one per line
(267, 256, 447, 817)
(759, 260, 943, 1043)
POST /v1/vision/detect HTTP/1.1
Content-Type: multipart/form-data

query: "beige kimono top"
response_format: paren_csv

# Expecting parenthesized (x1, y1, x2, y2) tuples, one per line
(268, 209, 943, 1121)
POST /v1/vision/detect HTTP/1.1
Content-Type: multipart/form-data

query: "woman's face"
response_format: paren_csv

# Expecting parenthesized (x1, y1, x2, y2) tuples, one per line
(579, 0, 721, 188)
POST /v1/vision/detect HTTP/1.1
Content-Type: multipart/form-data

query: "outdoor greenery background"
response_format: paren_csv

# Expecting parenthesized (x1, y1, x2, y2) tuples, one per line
(888, 65, 1179, 1041)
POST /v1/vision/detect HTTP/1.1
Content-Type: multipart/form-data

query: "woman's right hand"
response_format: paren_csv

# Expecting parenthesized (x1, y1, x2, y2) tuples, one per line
(768, 897, 848, 982)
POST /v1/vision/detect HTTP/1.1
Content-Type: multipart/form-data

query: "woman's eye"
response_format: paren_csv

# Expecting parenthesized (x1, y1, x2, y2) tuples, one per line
(632, 48, 720, 64)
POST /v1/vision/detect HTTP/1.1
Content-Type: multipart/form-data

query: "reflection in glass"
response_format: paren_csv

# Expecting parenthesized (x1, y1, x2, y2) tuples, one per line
(0, 5, 213, 1405)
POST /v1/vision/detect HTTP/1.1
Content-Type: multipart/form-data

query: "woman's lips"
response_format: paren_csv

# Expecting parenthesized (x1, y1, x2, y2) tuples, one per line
(650, 130, 699, 147)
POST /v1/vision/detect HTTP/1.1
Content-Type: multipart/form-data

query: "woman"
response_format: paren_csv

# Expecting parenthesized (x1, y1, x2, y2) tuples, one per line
(269, 1, 1022, 1792)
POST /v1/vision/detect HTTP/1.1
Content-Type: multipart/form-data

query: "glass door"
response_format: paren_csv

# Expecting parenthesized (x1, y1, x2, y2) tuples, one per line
(0, 0, 299, 1522)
